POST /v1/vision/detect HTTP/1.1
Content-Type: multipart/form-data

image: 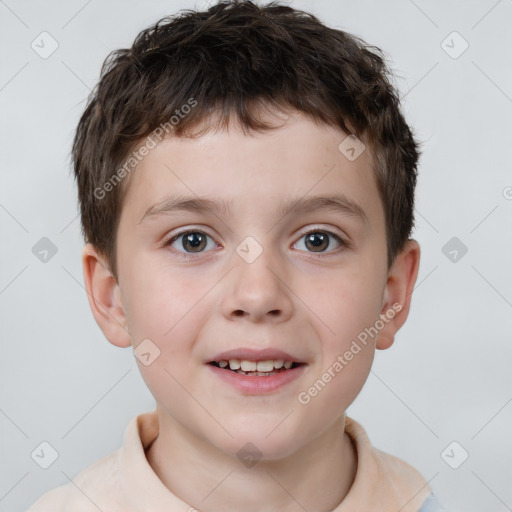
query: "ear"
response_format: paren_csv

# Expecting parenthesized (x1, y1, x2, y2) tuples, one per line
(376, 239, 421, 350)
(81, 243, 131, 348)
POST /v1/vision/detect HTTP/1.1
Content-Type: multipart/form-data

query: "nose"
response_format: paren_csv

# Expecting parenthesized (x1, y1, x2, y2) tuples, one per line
(221, 245, 294, 323)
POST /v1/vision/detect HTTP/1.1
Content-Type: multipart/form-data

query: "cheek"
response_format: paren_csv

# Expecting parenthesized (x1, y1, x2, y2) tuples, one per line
(121, 261, 212, 371)
(122, 261, 205, 343)
(296, 315, 376, 424)
(293, 268, 382, 407)
(128, 295, 210, 423)
(303, 268, 384, 349)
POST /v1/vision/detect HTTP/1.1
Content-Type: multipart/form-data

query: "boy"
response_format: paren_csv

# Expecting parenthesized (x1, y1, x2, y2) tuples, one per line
(28, 1, 446, 510)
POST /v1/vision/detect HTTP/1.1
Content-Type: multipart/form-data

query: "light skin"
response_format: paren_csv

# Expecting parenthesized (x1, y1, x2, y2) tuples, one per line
(82, 111, 420, 511)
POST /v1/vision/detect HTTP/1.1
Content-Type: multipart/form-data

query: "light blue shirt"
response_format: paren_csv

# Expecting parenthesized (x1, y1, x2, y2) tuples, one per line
(418, 493, 446, 512)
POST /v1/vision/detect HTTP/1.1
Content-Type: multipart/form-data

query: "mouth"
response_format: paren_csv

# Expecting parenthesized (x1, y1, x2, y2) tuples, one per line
(207, 359, 305, 377)
(205, 348, 308, 393)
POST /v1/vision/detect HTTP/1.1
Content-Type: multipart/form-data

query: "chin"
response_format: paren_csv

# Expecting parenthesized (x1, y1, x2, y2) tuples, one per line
(213, 416, 307, 462)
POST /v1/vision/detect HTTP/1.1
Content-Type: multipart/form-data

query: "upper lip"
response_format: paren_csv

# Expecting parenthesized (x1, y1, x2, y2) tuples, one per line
(208, 347, 305, 364)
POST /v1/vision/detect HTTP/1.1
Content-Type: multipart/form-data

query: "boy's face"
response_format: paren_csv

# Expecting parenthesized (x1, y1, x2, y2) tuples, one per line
(84, 111, 419, 459)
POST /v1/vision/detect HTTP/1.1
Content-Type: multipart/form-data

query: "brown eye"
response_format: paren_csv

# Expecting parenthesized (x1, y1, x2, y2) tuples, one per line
(165, 230, 216, 255)
(294, 230, 345, 254)
(305, 232, 329, 252)
(181, 232, 207, 252)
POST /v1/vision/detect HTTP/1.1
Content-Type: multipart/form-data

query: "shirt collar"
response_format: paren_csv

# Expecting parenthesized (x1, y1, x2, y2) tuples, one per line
(120, 410, 431, 512)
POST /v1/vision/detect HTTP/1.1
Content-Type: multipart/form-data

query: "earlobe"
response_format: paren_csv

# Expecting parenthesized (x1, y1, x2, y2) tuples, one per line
(376, 239, 421, 350)
(81, 243, 131, 348)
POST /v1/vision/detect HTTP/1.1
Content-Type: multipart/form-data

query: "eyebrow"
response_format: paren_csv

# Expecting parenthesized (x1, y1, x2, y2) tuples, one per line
(138, 193, 368, 225)
(139, 195, 232, 224)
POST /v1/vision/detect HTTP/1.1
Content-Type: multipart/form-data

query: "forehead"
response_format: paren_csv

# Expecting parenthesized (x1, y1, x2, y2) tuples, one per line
(120, 113, 383, 235)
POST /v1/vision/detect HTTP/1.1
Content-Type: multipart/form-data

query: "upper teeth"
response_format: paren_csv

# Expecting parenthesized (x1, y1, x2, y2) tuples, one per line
(217, 359, 294, 371)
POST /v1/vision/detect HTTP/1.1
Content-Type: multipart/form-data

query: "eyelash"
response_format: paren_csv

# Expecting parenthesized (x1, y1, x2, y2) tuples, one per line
(163, 226, 348, 260)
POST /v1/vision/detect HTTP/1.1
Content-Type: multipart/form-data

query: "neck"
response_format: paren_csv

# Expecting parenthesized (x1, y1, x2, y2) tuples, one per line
(146, 408, 358, 512)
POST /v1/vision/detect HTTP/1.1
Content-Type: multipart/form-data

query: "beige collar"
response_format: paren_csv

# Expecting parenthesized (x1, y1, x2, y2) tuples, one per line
(120, 410, 431, 512)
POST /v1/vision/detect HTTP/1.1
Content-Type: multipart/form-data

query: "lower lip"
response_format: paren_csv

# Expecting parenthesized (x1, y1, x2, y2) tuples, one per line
(206, 364, 307, 394)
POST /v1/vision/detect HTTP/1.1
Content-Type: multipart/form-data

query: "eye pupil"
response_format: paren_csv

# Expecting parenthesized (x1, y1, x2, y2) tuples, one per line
(306, 232, 328, 252)
(183, 232, 206, 252)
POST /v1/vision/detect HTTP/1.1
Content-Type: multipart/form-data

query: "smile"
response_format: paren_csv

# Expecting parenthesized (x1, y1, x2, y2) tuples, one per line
(209, 358, 300, 376)
(207, 360, 307, 394)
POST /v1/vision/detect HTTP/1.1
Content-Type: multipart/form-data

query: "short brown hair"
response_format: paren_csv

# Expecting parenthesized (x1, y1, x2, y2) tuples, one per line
(72, 0, 421, 282)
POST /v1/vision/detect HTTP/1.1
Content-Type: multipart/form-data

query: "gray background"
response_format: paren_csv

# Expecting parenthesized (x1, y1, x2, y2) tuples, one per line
(1, 0, 511, 511)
